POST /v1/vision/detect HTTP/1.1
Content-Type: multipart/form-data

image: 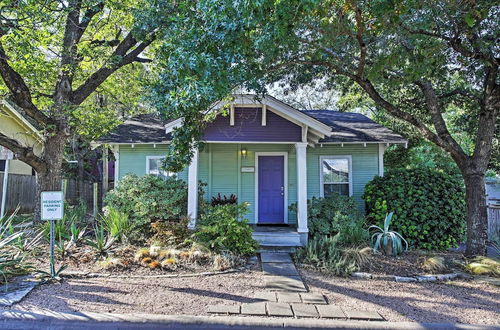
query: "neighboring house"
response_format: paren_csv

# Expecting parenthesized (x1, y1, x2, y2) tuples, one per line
(0, 99, 44, 170)
(97, 94, 407, 246)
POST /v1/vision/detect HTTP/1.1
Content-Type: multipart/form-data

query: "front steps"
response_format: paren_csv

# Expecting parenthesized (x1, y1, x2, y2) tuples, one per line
(252, 228, 303, 249)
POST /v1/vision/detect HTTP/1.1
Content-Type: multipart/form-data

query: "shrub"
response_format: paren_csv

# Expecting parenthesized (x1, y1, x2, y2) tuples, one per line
(211, 193, 238, 206)
(104, 174, 188, 228)
(150, 217, 192, 247)
(295, 235, 371, 276)
(195, 203, 258, 255)
(290, 194, 363, 238)
(363, 168, 466, 250)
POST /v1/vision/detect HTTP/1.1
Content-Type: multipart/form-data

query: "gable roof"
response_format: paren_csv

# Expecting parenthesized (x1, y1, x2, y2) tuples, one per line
(96, 96, 407, 145)
(165, 94, 334, 144)
(97, 114, 174, 144)
(303, 110, 407, 143)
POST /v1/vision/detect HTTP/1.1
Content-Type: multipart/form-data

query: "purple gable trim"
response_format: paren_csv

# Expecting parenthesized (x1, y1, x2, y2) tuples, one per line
(202, 107, 302, 142)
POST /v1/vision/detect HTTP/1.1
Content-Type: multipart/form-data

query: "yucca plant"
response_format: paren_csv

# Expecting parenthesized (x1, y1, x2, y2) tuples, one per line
(100, 207, 133, 242)
(369, 212, 408, 257)
(0, 207, 32, 283)
(86, 225, 115, 256)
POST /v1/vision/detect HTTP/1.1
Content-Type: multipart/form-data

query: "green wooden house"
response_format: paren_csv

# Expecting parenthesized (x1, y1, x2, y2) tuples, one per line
(97, 95, 406, 246)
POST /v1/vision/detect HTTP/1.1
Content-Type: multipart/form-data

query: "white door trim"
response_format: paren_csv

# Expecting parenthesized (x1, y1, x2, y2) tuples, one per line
(254, 152, 288, 224)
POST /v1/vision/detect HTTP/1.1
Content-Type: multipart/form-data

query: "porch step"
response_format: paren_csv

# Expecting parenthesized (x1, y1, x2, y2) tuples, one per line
(252, 231, 302, 248)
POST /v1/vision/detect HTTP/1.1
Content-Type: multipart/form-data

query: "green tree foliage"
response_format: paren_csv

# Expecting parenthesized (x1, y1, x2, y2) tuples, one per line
(363, 168, 466, 250)
(0, 0, 176, 216)
(151, 0, 498, 255)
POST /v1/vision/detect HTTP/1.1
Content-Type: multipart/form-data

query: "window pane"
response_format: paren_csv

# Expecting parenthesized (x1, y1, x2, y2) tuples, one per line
(324, 184, 349, 197)
(322, 158, 349, 183)
(149, 158, 171, 178)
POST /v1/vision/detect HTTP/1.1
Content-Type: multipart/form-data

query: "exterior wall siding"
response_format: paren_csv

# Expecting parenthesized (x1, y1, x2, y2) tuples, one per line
(117, 143, 381, 222)
(306, 144, 380, 210)
(203, 107, 302, 142)
(118, 144, 188, 181)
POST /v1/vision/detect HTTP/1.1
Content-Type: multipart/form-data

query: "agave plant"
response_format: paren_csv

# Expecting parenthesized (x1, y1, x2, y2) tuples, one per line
(369, 212, 408, 256)
(0, 207, 32, 283)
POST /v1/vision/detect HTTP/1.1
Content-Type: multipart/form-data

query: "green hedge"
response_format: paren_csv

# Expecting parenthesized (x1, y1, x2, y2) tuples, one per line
(104, 174, 188, 227)
(363, 168, 466, 250)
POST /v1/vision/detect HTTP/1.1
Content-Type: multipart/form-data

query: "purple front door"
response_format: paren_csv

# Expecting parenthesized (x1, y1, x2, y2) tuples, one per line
(258, 156, 285, 224)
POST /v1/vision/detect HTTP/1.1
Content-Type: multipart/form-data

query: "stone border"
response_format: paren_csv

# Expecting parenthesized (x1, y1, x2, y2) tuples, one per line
(1, 309, 496, 329)
(351, 272, 470, 282)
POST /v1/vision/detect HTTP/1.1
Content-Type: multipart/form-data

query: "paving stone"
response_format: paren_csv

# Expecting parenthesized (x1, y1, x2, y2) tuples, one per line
(266, 302, 294, 317)
(260, 253, 293, 263)
(265, 276, 307, 292)
(241, 302, 267, 316)
(0, 276, 39, 307)
(300, 293, 327, 305)
(316, 305, 346, 319)
(207, 304, 241, 314)
(344, 310, 384, 321)
(291, 303, 319, 318)
(277, 292, 301, 303)
(262, 263, 299, 276)
(254, 291, 277, 302)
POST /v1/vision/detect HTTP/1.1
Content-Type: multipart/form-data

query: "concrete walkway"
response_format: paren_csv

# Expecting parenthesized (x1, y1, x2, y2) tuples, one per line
(208, 252, 384, 320)
(0, 309, 493, 329)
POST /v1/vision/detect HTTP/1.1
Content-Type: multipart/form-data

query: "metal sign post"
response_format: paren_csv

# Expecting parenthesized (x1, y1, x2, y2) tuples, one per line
(41, 191, 64, 277)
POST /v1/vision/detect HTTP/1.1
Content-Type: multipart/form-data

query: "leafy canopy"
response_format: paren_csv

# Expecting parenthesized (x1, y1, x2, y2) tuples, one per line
(150, 0, 498, 173)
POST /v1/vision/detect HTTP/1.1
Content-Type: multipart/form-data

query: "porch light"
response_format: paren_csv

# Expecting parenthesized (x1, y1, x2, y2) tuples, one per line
(241, 148, 248, 159)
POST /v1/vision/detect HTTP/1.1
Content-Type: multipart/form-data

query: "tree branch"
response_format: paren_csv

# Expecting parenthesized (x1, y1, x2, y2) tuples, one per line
(472, 64, 499, 168)
(0, 42, 53, 126)
(416, 80, 468, 163)
(72, 31, 156, 105)
(0, 133, 46, 172)
(352, 2, 366, 77)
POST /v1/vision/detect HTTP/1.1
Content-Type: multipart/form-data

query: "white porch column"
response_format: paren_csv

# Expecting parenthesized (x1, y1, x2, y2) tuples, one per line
(295, 142, 308, 244)
(187, 147, 199, 229)
(378, 143, 386, 177)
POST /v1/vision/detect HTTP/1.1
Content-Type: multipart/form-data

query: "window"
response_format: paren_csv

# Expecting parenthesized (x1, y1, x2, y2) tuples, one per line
(0, 160, 5, 172)
(320, 156, 352, 197)
(146, 156, 173, 179)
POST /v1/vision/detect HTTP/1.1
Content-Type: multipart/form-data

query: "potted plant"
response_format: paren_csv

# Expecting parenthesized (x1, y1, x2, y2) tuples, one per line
(369, 212, 408, 256)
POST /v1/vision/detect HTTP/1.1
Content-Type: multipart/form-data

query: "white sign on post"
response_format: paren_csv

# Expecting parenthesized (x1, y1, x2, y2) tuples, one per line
(41, 191, 64, 221)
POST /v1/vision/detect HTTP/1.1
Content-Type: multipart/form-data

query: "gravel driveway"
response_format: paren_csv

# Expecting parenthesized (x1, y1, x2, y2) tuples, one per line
(301, 269, 500, 325)
(5, 268, 500, 324)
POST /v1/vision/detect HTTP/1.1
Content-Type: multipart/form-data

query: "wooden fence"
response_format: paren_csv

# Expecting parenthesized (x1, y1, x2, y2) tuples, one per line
(0, 173, 102, 215)
(0, 173, 36, 214)
(488, 205, 500, 241)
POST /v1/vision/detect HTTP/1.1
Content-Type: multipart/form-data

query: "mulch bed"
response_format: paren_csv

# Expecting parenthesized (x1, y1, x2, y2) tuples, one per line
(360, 251, 466, 277)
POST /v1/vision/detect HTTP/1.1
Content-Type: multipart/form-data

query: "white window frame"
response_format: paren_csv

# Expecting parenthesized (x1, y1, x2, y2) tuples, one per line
(319, 155, 353, 197)
(146, 156, 173, 178)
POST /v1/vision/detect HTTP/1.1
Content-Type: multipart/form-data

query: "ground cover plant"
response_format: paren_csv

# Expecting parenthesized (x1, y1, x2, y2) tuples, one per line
(364, 168, 466, 250)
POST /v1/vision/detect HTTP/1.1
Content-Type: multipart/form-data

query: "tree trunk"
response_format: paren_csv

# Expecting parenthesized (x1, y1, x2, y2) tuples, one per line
(34, 133, 67, 222)
(463, 172, 488, 256)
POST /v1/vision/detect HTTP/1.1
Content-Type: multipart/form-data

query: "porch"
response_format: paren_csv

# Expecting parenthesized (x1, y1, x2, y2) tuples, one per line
(186, 142, 309, 245)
